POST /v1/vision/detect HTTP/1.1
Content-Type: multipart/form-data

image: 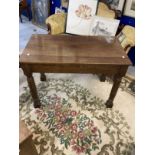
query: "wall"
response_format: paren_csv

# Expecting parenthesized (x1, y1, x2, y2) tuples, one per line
(51, 0, 61, 14)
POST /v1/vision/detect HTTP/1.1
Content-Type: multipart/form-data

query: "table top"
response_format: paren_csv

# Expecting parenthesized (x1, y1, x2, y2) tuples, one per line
(20, 34, 131, 66)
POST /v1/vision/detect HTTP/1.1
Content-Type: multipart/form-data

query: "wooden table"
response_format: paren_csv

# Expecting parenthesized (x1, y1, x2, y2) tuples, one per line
(19, 34, 131, 108)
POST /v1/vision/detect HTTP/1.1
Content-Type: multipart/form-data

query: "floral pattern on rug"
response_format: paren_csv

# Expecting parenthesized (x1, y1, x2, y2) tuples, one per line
(19, 79, 135, 155)
(106, 76, 135, 95)
(35, 95, 102, 154)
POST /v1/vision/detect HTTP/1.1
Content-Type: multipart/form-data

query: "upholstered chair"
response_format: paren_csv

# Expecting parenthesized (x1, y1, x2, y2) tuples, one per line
(117, 25, 135, 54)
(45, 2, 115, 35)
(100, 25, 135, 82)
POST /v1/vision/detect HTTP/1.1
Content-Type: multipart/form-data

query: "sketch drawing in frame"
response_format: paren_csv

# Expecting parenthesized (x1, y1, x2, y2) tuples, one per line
(104, 0, 126, 11)
(124, 0, 135, 17)
(66, 0, 99, 35)
(89, 16, 120, 37)
(31, 0, 50, 29)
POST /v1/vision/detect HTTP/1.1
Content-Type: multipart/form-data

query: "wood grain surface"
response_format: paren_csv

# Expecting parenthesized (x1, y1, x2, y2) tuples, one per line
(20, 34, 131, 65)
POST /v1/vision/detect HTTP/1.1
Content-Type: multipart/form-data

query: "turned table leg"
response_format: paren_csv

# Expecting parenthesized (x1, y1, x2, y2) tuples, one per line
(105, 75, 122, 108)
(40, 73, 46, 81)
(26, 73, 41, 108)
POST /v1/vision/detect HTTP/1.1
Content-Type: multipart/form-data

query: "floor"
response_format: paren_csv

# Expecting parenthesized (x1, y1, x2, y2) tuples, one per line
(19, 16, 135, 77)
(19, 16, 47, 50)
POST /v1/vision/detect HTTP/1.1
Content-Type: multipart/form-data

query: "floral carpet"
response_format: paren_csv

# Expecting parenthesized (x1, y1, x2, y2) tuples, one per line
(19, 73, 135, 155)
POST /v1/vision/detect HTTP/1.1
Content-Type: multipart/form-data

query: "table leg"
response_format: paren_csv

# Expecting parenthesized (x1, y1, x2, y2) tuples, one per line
(99, 74, 106, 82)
(105, 75, 122, 108)
(40, 73, 46, 81)
(26, 74, 41, 108)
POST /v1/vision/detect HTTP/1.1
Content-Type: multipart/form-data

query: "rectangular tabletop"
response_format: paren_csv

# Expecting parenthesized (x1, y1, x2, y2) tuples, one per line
(19, 34, 131, 66)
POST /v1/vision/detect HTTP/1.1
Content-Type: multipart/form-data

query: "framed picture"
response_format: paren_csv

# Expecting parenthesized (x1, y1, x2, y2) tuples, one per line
(66, 0, 99, 35)
(31, 0, 50, 29)
(61, 0, 69, 8)
(124, 0, 135, 17)
(103, 0, 126, 11)
(89, 16, 120, 36)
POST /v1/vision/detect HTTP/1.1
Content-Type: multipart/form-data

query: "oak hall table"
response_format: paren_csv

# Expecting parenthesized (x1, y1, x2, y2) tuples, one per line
(19, 34, 131, 108)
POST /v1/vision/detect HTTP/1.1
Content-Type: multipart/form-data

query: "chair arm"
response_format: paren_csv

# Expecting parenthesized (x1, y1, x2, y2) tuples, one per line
(46, 13, 67, 35)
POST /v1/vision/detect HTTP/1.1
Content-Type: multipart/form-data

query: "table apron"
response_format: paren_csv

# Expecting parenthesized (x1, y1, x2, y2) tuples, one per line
(21, 64, 127, 75)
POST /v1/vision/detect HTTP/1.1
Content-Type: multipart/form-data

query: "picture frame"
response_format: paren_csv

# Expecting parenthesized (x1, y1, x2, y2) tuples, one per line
(103, 0, 126, 12)
(124, 0, 135, 17)
(89, 16, 120, 37)
(66, 0, 99, 35)
(31, 0, 50, 29)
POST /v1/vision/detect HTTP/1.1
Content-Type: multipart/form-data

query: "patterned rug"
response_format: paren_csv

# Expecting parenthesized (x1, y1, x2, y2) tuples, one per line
(19, 73, 135, 155)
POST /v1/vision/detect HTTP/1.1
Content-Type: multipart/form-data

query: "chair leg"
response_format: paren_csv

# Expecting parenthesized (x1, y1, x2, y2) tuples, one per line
(99, 74, 106, 82)
(19, 11, 22, 23)
(47, 23, 51, 34)
(26, 7, 31, 21)
(40, 73, 46, 81)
